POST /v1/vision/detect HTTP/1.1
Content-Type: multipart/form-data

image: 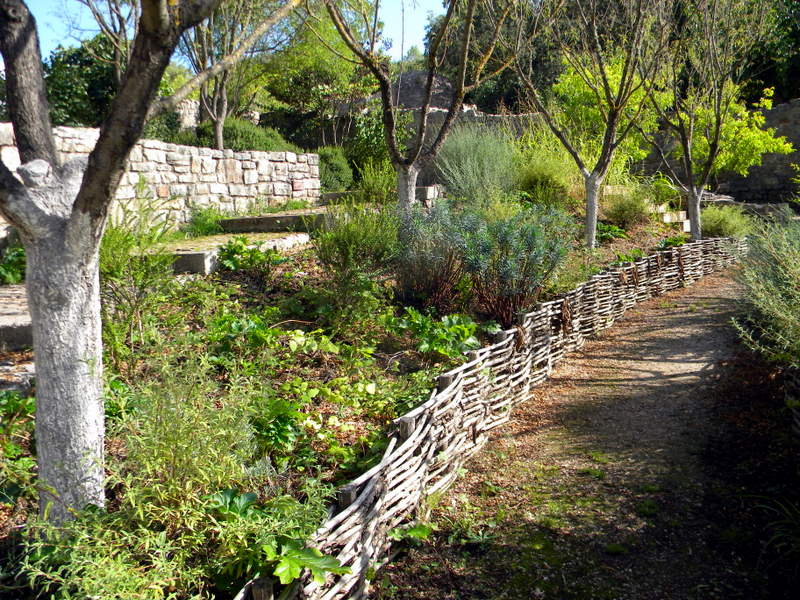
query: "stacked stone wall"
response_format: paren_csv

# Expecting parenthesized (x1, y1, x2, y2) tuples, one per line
(717, 99, 800, 202)
(0, 123, 320, 227)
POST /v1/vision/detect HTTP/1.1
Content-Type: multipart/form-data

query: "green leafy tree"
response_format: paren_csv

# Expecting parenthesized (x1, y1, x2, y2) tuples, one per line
(512, 0, 671, 248)
(644, 0, 793, 239)
(44, 35, 117, 126)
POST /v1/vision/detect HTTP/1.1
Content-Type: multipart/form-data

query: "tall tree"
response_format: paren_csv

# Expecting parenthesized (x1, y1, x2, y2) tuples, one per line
(643, 0, 781, 239)
(322, 0, 515, 209)
(76, 0, 139, 88)
(0, 0, 299, 524)
(178, 0, 294, 149)
(512, 0, 670, 248)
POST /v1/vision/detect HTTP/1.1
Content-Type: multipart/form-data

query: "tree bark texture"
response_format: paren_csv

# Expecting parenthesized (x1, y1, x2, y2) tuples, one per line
(583, 173, 602, 248)
(28, 222, 105, 522)
(687, 187, 703, 240)
(396, 164, 420, 210)
(0, 0, 226, 524)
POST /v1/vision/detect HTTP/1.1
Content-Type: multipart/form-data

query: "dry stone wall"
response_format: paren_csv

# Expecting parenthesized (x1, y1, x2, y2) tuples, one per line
(715, 99, 800, 202)
(0, 123, 320, 227)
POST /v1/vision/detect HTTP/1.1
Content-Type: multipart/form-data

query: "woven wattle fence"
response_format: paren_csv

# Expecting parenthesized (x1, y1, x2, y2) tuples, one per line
(237, 237, 745, 600)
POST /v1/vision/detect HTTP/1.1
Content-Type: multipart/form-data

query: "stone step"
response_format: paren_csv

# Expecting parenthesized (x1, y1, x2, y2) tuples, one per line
(0, 284, 32, 352)
(220, 207, 328, 233)
(170, 232, 310, 275)
(661, 210, 687, 223)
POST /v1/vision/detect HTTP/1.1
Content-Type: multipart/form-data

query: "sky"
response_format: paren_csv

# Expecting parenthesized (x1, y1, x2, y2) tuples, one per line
(24, 0, 446, 61)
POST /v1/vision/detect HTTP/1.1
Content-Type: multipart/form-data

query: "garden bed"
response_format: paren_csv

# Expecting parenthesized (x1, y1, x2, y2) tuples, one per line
(0, 203, 713, 599)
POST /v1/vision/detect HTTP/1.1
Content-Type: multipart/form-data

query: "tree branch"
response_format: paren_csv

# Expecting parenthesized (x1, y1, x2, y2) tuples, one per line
(0, 0, 59, 166)
(151, 0, 303, 118)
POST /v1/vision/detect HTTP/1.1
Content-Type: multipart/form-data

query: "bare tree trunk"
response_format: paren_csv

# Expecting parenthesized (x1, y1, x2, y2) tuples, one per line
(396, 163, 419, 210)
(584, 172, 603, 248)
(687, 186, 703, 240)
(28, 231, 105, 523)
(212, 75, 228, 150)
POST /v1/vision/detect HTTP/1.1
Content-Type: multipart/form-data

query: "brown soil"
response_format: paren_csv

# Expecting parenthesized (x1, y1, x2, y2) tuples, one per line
(372, 272, 800, 600)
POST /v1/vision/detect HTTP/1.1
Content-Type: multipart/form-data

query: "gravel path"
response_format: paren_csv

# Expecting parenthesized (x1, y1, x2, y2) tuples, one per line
(372, 272, 797, 600)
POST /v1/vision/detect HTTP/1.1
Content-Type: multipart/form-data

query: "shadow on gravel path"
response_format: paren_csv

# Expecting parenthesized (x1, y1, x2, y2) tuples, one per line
(372, 272, 800, 600)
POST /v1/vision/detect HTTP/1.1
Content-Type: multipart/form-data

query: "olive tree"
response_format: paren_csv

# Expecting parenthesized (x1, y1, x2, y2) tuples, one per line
(0, 0, 298, 524)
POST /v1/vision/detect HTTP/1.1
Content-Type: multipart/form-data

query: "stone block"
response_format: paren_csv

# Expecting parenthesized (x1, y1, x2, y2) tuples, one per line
(0, 146, 20, 171)
(269, 151, 286, 162)
(258, 183, 273, 195)
(257, 159, 272, 175)
(202, 157, 216, 174)
(201, 174, 218, 183)
(173, 250, 218, 275)
(228, 184, 249, 196)
(307, 154, 319, 166)
(0, 123, 15, 146)
(156, 185, 170, 198)
(242, 160, 256, 169)
(209, 183, 228, 195)
(127, 161, 147, 172)
(174, 165, 190, 173)
(292, 179, 305, 192)
(171, 184, 188, 196)
(178, 173, 195, 183)
(273, 182, 291, 196)
(223, 149, 234, 158)
(144, 148, 166, 163)
(116, 186, 135, 200)
(243, 169, 259, 184)
(297, 154, 308, 163)
(285, 152, 297, 163)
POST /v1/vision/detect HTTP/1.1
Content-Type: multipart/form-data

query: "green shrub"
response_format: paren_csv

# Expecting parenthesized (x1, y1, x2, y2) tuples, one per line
(513, 126, 583, 211)
(186, 118, 302, 153)
(354, 158, 396, 204)
(603, 191, 652, 229)
(736, 222, 800, 368)
(311, 204, 399, 335)
(183, 206, 226, 237)
(141, 110, 182, 142)
(701, 204, 753, 239)
(385, 307, 481, 360)
(20, 363, 334, 598)
(596, 222, 628, 244)
(435, 124, 515, 205)
(0, 242, 25, 285)
(100, 184, 176, 376)
(395, 203, 467, 314)
(460, 205, 574, 328)
(344, 106, 389, 173)
(313, 203, 399, 283)
(318, 146, 353, 193)
(217, 236, 284, 282)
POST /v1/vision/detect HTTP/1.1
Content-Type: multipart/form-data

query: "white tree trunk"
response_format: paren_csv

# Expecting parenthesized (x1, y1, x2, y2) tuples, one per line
(584, 173, 603, 248)
(28, 233, 105, 523)
(687, 186, 703, 240)
(8, 159, 106, 523)
(396, 163, 420, 210)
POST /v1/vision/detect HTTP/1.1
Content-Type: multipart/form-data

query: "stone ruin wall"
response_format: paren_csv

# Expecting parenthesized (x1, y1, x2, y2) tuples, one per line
(0, 123, 320, 230)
